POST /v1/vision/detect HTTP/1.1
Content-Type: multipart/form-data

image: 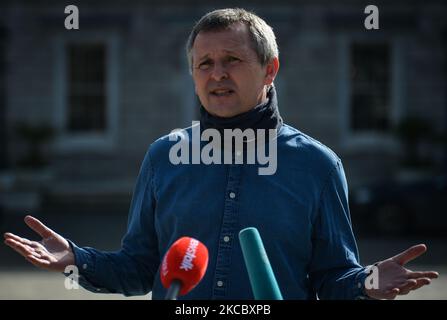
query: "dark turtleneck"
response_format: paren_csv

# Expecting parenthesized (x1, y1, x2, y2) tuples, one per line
(199, 86, 283, 135)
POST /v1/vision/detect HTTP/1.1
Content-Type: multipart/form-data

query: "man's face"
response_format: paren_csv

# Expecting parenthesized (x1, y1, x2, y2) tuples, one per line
(191, 23, 278, 118)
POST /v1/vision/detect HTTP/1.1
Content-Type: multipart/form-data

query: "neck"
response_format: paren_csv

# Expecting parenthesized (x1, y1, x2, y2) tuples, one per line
(200, 86, 282, 133)
(257, 88, 268, 107)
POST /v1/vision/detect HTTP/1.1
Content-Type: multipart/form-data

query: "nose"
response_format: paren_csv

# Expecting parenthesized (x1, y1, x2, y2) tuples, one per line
(210, 62, 228, 81)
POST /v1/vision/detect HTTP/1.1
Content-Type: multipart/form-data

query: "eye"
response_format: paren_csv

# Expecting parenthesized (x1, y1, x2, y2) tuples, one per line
(197, 60, 212, 70)
(227, 56, 241, 63)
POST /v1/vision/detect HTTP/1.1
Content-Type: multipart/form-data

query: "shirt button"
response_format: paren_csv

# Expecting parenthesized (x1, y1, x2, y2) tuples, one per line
(223, 236, 230, 242)
(229, 192, 236, 199)
(217, 281, 224, 287)
(82, 264, 88, 270)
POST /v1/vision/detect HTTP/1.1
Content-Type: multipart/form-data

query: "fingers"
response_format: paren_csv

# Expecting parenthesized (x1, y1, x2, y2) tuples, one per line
(397, 277, 433, 295)
(4, 238, 40, 258)
(24, 254, 51, 269)
(392, 244, 427, 266)
(24, 215, 53, 239)
(411, 278, 431, 291)
(396, 279, 417, 295)
(407, 270, 439, 279)
(382, 278, 430, 299)
(398, 278, 433, 295)
(378, 267, 438, 299)
(4, 238, 55, 269)
(4, 232, 38, 248)
(383, 288, 400, 300)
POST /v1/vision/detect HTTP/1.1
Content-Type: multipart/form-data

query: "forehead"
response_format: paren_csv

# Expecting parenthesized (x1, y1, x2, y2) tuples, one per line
(192, 23, 255, 58)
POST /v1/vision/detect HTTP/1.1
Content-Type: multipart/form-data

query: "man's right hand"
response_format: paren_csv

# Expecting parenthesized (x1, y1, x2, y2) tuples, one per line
(3, 215, 75, 272)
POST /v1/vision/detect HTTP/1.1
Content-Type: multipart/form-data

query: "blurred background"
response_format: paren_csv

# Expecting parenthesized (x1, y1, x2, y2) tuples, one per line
(0, 0, 446, 299)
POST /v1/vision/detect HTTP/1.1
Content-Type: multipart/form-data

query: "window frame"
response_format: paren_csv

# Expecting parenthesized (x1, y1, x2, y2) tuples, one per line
(337, 33, 406, 152)
(52, 33, 120, 153)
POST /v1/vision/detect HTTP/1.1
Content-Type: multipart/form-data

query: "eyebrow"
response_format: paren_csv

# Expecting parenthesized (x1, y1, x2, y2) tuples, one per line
(196, 50, 242, 63)
(197, 54, 210, 63)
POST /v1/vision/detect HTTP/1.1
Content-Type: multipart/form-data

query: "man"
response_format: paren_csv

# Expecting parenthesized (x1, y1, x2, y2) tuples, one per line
(3, 8, 438, 299)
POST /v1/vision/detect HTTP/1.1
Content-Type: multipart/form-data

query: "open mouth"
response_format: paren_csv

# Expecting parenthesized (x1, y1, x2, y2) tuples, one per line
(210, 89, 234, 97)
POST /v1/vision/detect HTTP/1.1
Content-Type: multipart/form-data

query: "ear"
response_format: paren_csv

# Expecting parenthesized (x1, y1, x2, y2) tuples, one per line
(264, 57, 280, 86)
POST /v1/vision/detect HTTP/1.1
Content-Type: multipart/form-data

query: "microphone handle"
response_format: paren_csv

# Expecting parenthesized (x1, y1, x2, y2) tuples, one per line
(165, 279, 182, 300)
(239, 227, 283, 300)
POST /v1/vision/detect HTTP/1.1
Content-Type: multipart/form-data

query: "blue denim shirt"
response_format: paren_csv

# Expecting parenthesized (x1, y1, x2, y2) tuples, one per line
(69, 123, 369, 299)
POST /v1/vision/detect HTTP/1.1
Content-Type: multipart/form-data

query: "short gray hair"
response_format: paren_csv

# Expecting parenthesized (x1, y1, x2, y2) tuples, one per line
(186, 8, 279, 73)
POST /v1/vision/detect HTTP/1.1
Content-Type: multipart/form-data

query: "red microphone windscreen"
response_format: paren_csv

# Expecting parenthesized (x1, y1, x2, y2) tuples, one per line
(160, 237, 209, 296)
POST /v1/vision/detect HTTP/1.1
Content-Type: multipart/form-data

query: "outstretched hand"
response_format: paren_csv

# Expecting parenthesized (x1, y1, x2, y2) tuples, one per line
(3, 215, 75, 272)
(364, 244, 439, 299)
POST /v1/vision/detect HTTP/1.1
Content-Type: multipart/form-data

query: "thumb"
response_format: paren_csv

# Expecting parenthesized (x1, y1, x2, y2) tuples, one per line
(392, 244, 427, 266)
(24, 215, 54, 239)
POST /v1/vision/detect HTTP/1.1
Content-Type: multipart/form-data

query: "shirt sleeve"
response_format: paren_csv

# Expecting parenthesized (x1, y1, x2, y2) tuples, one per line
(308, 160, 370, 299)
(64, 147, 160, 296)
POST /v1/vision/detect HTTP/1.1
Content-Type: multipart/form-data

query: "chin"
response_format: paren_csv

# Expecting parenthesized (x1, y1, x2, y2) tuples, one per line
(205, 105, 240, 118)
(213, 109, 241, 118)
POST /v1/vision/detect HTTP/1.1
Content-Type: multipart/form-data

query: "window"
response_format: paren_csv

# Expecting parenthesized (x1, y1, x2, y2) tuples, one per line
(350, 43, 390, 132)
(53, 34, 119, 152)
(0, 25, 7, 168)
(67, 44, 106, 132)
